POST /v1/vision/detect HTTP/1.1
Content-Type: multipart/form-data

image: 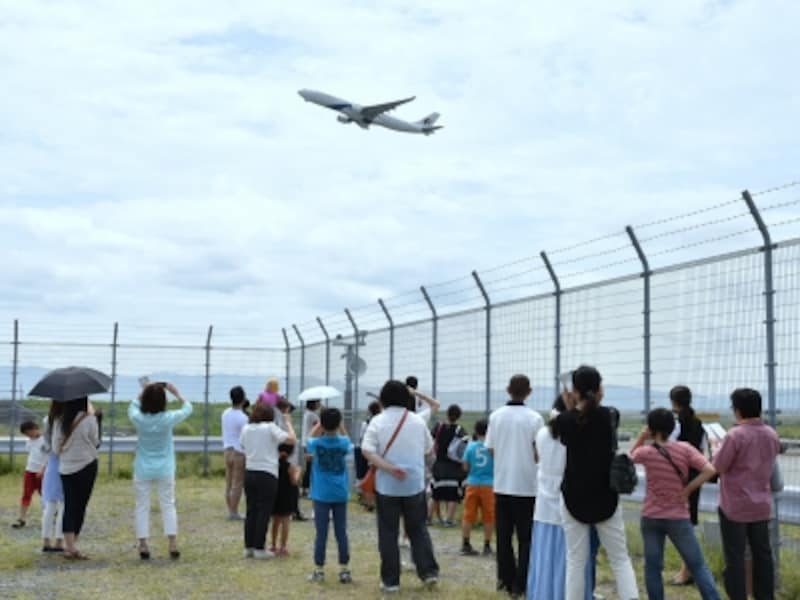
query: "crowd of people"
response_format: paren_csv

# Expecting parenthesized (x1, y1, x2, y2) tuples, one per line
(9, 369, 785, 599)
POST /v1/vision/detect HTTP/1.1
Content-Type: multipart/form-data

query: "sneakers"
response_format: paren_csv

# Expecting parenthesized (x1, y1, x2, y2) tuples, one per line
(461, 542, 478, 556)
(308, 569, 325, 583)
(443, 520, 456, 528)
(227, 513, 244, 521)
(482, 543, 493, 556)
(253, 549, 275, 560)
(380, 582, 400, 594)
(243, 548, 254, 559)
(11, 519, 25, 529)
(423, 575, 439, 589)
(339, 568, 352, 584)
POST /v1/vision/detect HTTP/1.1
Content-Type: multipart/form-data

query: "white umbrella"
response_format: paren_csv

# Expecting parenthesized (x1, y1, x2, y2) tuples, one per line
(297, 385, 342, 402)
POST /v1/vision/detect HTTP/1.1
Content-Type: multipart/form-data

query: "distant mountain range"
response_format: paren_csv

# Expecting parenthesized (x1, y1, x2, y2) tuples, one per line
(4, 366, 798, 414)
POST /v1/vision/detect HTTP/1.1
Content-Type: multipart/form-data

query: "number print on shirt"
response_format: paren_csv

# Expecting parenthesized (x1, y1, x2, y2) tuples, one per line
(474, 446, 489, 468)
(317, 446, 346, 474)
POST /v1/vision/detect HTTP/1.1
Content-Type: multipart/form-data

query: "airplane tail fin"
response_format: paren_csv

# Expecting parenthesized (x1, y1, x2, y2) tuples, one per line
(416, 112, 440, 126)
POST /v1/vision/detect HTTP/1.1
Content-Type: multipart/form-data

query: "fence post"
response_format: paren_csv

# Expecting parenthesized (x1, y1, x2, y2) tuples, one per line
(626, 226, 652, 417)
(282, 328, 291, 401)
(202, 325, 213, 477)
(292, 324, 306, 392)
(420, 286, 438, 396)
(316, 317, 331, 385)
(10, 319, 19, 464)
(472, 271, 492, 415)
(743, 189, 780, 580)
(108, 322, 118, 476)
(541, 252, 561, 398)
(378, 299, 395, 380)
(345, 309, 360, 439)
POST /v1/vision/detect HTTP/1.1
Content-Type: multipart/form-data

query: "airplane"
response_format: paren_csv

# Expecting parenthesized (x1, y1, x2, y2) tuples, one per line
(298, 89, 443, 136)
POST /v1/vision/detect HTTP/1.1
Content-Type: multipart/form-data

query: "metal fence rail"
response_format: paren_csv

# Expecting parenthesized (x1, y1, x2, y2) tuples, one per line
(3, 182, 800, 538)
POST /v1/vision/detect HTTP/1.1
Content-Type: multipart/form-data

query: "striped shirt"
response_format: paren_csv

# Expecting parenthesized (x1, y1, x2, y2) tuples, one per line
(632, 441, 709, 520)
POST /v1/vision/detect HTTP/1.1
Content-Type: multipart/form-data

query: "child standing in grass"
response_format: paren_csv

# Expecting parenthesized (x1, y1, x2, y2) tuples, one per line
(12, 421, 46, 530)
(270, 443, 300, 555)
(306, 408, 353, 584)
(460, 418, 494, 556)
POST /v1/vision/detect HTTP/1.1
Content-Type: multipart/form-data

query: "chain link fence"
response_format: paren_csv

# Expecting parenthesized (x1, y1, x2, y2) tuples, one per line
(3, 184, 800, 551)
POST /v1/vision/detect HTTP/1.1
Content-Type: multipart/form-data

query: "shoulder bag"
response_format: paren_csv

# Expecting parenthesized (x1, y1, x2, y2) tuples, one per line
(653, 442, 688, 486)
(359, 410, 409, 503)
(58, 413, 90, 454)
(609, 412, 638, 494)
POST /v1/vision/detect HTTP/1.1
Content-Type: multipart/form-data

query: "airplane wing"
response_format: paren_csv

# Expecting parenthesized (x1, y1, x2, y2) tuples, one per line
(360, 96, 415, 121)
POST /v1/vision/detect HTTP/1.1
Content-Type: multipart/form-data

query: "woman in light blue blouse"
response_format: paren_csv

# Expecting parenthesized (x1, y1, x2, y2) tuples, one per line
(128, 382, 192, 560)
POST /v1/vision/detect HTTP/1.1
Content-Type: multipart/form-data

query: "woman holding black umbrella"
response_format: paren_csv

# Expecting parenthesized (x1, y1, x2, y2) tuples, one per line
(52, 396, 102, 560)
(29, 366, 110, 561)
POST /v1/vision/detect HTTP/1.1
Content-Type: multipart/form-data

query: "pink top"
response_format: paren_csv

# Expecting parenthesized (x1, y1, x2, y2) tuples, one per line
(258, 391, 279, 406)
(713, 420, 780, 522)
(632, 441, 710, 520)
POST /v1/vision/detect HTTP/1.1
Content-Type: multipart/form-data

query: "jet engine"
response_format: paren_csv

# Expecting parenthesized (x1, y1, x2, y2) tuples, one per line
(337, 115, 352, 124)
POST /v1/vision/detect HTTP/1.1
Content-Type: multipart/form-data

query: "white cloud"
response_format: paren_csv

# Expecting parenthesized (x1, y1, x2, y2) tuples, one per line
(0, 0, 798, 350)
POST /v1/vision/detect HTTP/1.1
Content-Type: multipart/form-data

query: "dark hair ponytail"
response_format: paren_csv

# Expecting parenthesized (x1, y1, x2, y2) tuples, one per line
(549, 395, 567, 438)
(572, 365, 602, 424)
(670, 385, 695, 427)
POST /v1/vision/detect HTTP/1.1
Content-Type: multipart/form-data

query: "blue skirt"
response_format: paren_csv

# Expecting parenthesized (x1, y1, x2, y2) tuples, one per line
(42, 453, 63, 503)
(527, 521, 593, 600)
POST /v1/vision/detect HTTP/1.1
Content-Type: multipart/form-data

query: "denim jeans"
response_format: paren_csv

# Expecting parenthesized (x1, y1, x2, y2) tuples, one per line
(313, 500, 349, 567)
(375, 492, 439, 587)
(641, 517, 721, 600)
(718, 508, 774, 600)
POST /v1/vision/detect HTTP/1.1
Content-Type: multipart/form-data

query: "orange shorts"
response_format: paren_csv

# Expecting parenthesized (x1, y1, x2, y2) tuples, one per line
(462, 484, 495, 525)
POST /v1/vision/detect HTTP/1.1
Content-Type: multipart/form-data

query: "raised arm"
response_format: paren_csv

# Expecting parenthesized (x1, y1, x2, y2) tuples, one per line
(164, 383, 193, 426)
(410, 387, 440, 415)
(281, 408, 297, 445)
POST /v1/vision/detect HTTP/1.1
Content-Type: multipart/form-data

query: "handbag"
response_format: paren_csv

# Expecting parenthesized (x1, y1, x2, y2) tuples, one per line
(608, 413, 638, 494)
(359, 410, 409, 502)
(446, 426, 469, 463)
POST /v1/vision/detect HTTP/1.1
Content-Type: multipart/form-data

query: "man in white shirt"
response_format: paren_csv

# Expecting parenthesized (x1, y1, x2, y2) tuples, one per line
(362, 380, 440, 593)
(222, 386, 249, 520)
(485, 374, 544, 598)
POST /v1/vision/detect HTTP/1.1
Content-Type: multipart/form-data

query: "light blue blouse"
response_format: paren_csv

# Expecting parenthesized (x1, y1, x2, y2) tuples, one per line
(128, 399, 193, 480)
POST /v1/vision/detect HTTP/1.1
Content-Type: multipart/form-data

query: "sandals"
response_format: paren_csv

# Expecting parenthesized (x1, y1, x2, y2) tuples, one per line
(63, 550, 90, 560)
(670, 576, 694, 586)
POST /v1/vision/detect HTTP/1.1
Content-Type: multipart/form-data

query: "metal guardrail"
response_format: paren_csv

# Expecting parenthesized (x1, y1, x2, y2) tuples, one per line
(0, 436, 223, 455)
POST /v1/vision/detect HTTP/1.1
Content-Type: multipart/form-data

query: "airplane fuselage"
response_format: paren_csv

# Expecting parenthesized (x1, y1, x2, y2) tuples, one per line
(298, 89, 440, 135)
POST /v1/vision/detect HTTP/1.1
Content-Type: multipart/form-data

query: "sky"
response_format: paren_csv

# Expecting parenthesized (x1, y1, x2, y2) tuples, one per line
(1, 0, 799, 352)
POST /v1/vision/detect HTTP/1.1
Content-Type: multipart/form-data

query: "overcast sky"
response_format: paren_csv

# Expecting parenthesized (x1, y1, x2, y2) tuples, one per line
(1, 0, 798, 349)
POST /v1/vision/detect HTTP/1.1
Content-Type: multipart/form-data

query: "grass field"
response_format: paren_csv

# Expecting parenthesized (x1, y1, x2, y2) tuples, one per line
(3, 468, 800, 600)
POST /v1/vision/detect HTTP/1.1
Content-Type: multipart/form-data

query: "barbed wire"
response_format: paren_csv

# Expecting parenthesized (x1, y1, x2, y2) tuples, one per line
(635, 197, 742, 231)
(759, 196, 800, 213)
(751, 181, 800, 196)
(646, 227, 756, 259)
(637, 212, 753, 244)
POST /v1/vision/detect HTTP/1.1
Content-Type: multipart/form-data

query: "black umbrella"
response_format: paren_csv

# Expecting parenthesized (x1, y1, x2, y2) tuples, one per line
(28, 366, 112, 402)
